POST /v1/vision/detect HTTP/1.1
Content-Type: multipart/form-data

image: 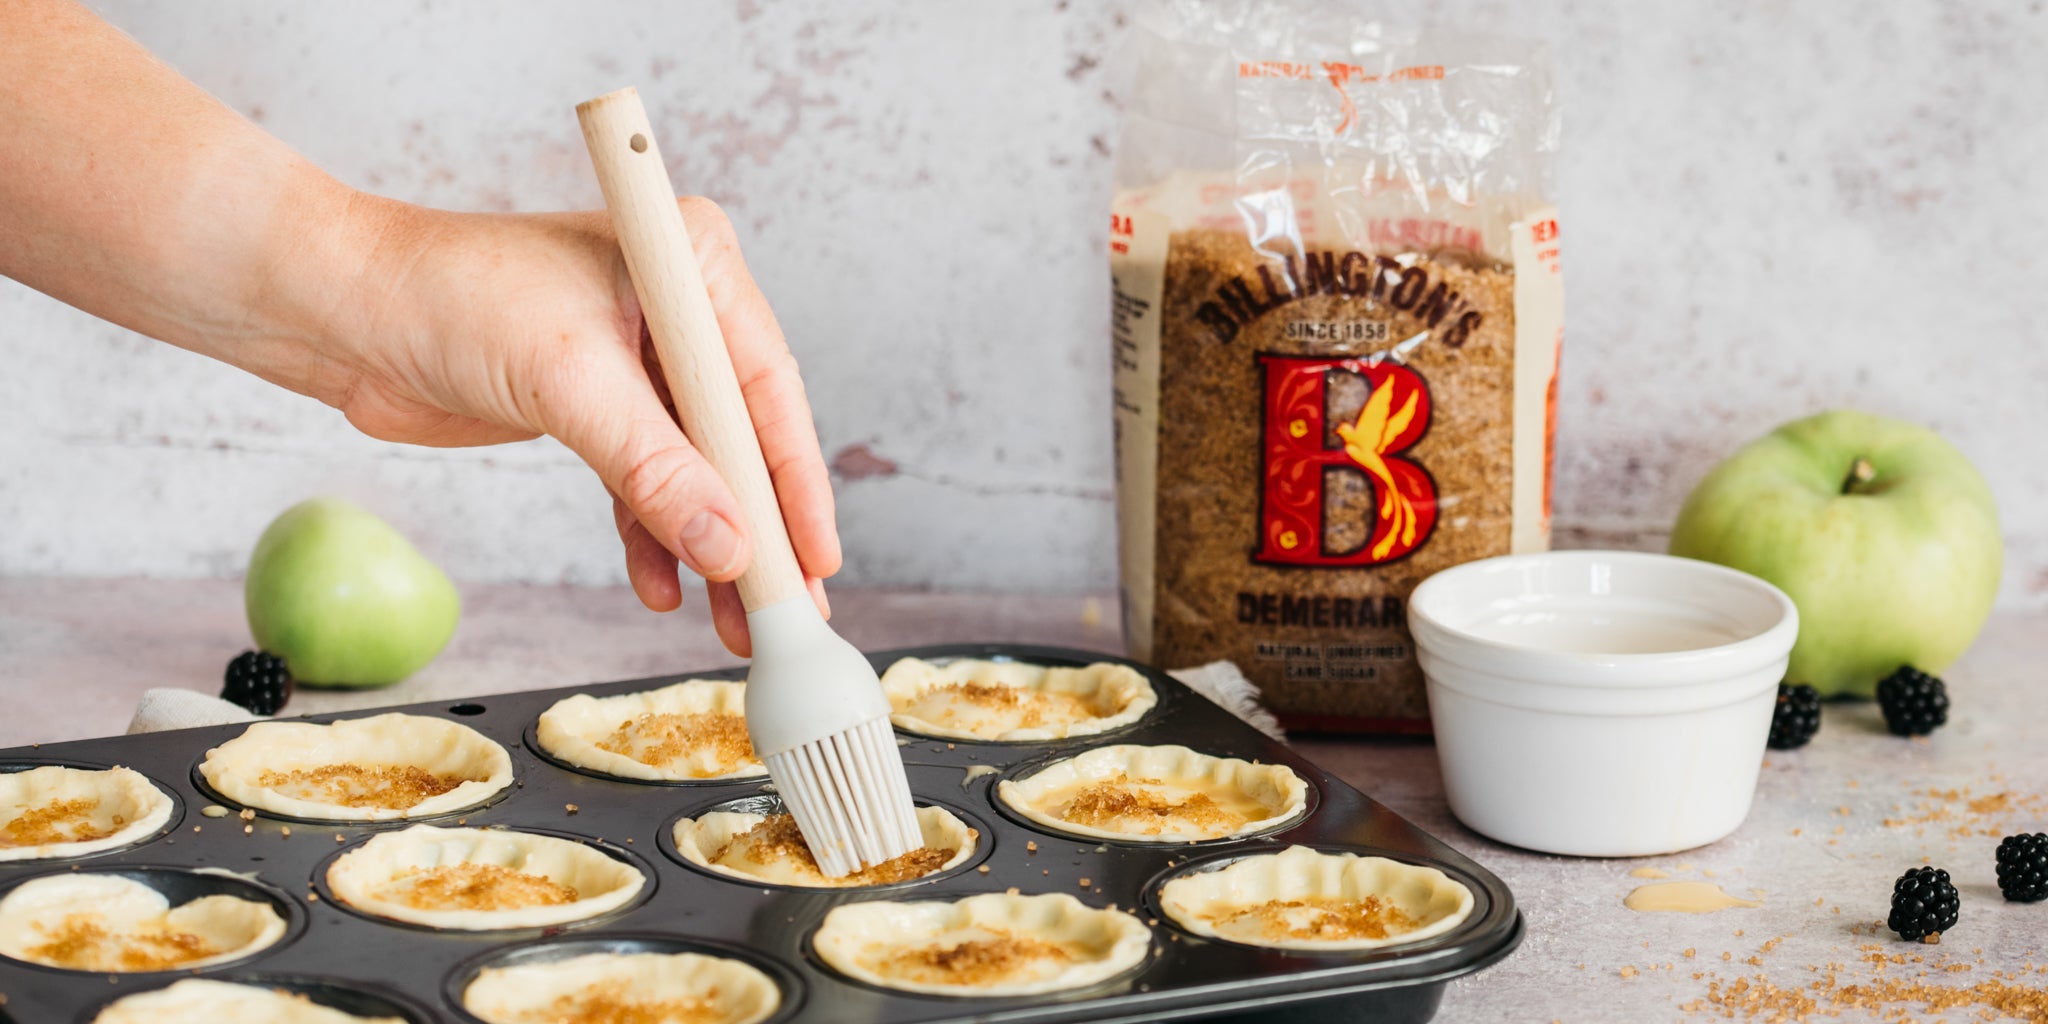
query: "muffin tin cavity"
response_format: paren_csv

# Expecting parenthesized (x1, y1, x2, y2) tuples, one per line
(810, 892, 1152, 997)
(667, 794, 986, 890)
(446, 935, 798, 1024)
(881, 658, 1159, 743)
(320, 825, 651, 931)
(533, 680, 766, 783)
(0, 866, 299, 973)
(86, 975, 435, 1024)
(0, 762, 178, 863)
(1151, 845, 1476, 952)
(198, 714, 513, 822)
(996, 744, 1312, 844)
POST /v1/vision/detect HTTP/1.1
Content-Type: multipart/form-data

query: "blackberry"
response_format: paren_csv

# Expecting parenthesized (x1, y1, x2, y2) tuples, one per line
(1888, 866, 1960, 942)
(1996, 832, 2048, 903)
(222, 650, 293, 716)
(1766, 683, 1821, 750)
(1875, 666, 1948, 737)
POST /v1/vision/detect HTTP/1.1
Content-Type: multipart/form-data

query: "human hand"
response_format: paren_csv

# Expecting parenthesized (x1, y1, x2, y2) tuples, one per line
(0, 2, 836, 654)
(321, 193, 840, 655)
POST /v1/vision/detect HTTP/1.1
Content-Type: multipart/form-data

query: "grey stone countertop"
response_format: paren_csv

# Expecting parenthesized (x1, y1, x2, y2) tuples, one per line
(3, 578, 2044, 1022)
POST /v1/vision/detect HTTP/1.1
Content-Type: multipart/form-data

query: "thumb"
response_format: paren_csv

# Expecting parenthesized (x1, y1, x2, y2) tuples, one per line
(544, 347, 753, 584)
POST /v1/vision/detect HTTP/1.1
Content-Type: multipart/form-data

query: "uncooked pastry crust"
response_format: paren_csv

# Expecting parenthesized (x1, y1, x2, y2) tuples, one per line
(996, 744, 1307, 842)
(671, 806, 975, 888)
(881, 658, 1157, 742)
(0, 873, 286, 972)
(0, 766, 173, 862)
(535, 681, 765, 781)
(460, 950, 781, 1024)
(91, 978, 403, 1024)
(812, 892, 1150, 996)
(199, 713, 513, 821)
(1158, 845, 1474, 950)
(325, 825, 646, 930)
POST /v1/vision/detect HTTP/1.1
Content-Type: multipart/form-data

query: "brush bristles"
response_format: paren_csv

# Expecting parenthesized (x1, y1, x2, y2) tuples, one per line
(767, 716, 922, 878)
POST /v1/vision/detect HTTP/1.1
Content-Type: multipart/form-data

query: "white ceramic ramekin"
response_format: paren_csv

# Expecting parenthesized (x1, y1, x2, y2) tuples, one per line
(1409, 551, 1798, 857)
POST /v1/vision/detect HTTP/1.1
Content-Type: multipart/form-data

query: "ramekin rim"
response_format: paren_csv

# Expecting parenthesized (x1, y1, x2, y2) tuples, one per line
(1408, 550, 1799, 688)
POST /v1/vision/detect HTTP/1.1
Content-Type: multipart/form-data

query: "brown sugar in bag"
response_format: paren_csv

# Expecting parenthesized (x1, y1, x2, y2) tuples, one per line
(1110, 6, 1563, 732)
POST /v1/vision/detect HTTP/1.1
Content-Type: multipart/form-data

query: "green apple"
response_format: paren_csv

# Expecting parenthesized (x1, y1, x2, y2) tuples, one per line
(1669, 410, 2000, 697)
(245, 498, 460, 688)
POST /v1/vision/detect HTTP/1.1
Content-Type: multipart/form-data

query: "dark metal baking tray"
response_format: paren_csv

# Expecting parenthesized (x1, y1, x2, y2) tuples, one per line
(0, 643, 1520, 1023)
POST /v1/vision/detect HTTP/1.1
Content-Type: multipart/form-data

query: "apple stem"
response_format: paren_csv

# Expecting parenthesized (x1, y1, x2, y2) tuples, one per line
(1842, 457, 1877, 495)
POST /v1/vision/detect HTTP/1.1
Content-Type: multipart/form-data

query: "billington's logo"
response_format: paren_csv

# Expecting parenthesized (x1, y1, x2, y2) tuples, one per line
(1254, 356, 1438, 566)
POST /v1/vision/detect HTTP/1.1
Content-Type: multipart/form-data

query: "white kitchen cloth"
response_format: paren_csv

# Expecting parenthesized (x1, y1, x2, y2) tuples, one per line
(1167, 661, 1286, 742)
(128, 663, 1286, 742)
(127, 687, 259, 734)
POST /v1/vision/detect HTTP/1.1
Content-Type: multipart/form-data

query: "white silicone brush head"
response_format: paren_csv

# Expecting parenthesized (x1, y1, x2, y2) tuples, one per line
(743, 597, 922, 877)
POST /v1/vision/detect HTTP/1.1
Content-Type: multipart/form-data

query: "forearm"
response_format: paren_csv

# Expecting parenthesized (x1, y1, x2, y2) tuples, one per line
(0, 0, 375, 403)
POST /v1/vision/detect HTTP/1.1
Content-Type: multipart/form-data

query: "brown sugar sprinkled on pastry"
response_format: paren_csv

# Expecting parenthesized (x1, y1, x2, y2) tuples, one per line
(1225, 896, 1419, 943)
(998, 745, 1307, 843)
(1, 798, 113, 847)
(887, 930, 1074, 986)
(1158, 846, 1474, 950)
(325, 826, 645, 930)
(595, 711, 754, 771)
(1060, 774, 1235, 833)
(673, 806, 977, 889)
(811, 892, 1150, 996)
(534, 682, 765, 782)
(882, 659, 1158, 742)
(0, 874, 287, 973)
(27, 914, 217, 972)
(200, 714, 513, 821)
(712, 814, 954, 887)
(527, 980, 724, 1024)
(916, 682, 1098, 731)
(459, 951, 781, 1024)
(0, 767, 173, 861)
(379, 864, 580, 912)
(255, 764, 462, 811)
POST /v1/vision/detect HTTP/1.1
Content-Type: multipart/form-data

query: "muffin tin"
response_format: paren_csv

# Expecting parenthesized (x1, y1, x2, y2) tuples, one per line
(0, 644, 1520, 1023)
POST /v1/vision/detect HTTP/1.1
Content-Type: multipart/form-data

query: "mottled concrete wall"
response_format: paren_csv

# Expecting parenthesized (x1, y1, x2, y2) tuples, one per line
(3, 1, 2042, 607)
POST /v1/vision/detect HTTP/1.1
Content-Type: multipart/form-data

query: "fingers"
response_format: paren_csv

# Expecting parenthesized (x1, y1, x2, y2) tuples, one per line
(706, 575, 833, 658)
(613, 498, 683, 613)
(708, 580, 749, 658)
(677, 197, 844, 581)
(538, 340, 753, 584)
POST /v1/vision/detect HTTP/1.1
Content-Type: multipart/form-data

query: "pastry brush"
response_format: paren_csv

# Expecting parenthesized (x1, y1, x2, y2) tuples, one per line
(576, 87, 921, 877)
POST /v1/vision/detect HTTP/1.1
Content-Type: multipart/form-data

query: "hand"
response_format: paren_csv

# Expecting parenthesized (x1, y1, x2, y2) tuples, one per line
(0, 0, 840, 655)
(321, 194, 840, 655)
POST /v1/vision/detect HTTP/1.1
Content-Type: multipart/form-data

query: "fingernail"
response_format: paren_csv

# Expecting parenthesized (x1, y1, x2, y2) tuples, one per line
(679, 511, 742, 578)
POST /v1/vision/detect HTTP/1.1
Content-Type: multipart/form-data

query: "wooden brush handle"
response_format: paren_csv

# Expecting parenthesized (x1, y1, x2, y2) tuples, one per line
(577, 87, 807, 612)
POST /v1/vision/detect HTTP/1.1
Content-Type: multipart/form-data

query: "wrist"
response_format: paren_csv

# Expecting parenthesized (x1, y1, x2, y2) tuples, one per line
(256, 173, 416, 405)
